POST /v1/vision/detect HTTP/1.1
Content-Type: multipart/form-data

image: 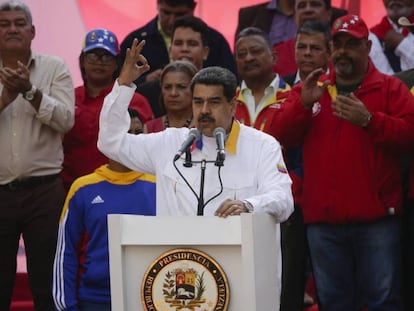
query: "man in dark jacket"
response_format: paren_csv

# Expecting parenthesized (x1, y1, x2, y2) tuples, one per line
(235, 0, 347, 46)
(120, 0, 236, 86)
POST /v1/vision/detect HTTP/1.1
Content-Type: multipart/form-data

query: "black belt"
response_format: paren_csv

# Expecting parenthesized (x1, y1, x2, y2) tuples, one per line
(0, 174, 59, 190)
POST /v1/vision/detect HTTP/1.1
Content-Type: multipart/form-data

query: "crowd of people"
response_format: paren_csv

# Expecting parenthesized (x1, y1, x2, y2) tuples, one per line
(1, 0, 414, 310)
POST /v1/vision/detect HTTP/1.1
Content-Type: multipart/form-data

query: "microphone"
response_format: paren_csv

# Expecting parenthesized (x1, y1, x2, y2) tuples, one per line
(213, 127, 226, 163)
(173, 128, 201, 161)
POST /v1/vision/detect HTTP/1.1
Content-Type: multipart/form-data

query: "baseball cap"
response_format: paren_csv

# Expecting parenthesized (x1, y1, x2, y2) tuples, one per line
(331, 14, 369, 40)
(82, 28, 120, 56)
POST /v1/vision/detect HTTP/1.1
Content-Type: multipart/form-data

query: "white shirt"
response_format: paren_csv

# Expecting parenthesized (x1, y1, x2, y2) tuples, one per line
(0, 53, 74, 183)
(98, 81, 294, 291)
(98, 81, 293, 220)
(368, 32, 394, 75)
(239, 75, 282, 124)
(395, 32, 414, 71)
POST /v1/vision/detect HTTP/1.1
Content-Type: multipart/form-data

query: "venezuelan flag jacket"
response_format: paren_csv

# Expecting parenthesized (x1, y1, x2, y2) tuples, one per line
(53, 165, 156, 310)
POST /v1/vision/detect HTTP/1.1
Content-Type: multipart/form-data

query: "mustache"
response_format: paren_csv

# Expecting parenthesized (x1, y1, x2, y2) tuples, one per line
(198, 114, 215, 123)
(334, 56, 353, 64)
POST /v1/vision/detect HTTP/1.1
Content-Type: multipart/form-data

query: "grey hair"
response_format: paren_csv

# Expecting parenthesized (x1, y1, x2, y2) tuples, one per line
(0, 0, 32, 24)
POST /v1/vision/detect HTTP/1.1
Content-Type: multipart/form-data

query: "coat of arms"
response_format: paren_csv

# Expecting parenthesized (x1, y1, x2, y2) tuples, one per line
(141, 249, 230, 311)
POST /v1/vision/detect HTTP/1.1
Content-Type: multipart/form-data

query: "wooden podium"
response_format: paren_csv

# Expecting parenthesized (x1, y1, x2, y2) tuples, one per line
(108, 213, 280, 311)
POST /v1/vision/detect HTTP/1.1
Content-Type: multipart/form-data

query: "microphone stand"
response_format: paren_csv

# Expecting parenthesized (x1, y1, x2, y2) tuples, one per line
(173, 153, 225, 216)
(183, 148, 193, 167)
(215, 152, 225, 167)
(197, 159, 207, 216)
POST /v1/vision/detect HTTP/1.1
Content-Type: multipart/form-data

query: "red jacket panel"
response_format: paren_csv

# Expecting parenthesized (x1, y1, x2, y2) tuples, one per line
(273, 39, 297, 77)
(61, 83, 153, 190)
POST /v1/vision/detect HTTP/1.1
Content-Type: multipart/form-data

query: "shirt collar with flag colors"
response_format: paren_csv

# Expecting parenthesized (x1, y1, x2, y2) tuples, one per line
(192, 119, 240, 154)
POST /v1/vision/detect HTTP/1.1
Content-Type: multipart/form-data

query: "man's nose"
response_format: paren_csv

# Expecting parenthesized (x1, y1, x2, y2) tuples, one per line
(201, 102, 210, 113)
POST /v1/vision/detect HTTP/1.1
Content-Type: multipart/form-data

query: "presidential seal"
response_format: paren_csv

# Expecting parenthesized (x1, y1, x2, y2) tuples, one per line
(141, 248, 230, 311)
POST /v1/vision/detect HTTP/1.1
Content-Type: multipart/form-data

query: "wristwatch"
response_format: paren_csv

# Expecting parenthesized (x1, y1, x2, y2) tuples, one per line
(242, 200, 254, 213)
(362, 111, 372, 128)
(23, 85, 37, 101)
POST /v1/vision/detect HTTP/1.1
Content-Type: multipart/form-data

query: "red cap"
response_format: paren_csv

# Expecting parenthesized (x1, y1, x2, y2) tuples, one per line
(331, 14, 369, 40)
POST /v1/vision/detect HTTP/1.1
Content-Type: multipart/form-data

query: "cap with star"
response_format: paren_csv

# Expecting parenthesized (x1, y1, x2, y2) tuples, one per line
(331, 14, 369, 40)
(82, 28, 120, 56)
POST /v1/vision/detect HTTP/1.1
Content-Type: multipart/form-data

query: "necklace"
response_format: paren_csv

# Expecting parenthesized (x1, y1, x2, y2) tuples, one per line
(164, 115, 193, 129)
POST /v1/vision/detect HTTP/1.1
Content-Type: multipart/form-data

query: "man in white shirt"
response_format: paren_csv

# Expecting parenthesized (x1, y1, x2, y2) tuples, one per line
(98, 39, 294, 296)
(0, 1, 74, 309)
(99, 38, 293, 219)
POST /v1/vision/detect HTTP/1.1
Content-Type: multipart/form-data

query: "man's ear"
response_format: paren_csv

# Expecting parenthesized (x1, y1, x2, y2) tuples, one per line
(31, 25, 35, 40)
(230, 96, 237, 115)
(272, 49, 278, 66)
(203, 46, 209, 60)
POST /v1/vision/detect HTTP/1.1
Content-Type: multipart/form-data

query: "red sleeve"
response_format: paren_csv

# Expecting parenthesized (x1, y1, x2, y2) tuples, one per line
(272, 39, 297, 76)
(272, 84, 312, 148)
(366, 77, 414, 151)
(129, 93, 154, 123)
(370, 16, 390, 40)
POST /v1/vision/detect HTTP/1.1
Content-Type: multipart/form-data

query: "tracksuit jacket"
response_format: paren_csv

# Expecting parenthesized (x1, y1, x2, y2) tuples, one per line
(53, 165, 156, 310)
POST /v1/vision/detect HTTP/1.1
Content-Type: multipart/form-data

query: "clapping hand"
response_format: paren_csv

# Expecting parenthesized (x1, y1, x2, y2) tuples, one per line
(118, 39, 150, 86)
(0, 61, 31, 109)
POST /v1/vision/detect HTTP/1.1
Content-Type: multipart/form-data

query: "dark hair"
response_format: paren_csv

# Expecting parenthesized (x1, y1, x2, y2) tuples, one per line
(157, 0, 196, 9)
(172, 15, 209, 46)
(323, 0, 331, 9)
(190, 67, 237, 101)
(160, 60, 198, 85)
(296, 20, 331, 49)
(294, 0, 331, 9)
(0, 0, 32, 24)
(235, 26, 272, 49)
(128, 108, 141, 121)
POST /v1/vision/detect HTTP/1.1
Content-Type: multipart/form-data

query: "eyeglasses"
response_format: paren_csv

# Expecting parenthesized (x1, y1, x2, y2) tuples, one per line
(85, 52, 116, 65)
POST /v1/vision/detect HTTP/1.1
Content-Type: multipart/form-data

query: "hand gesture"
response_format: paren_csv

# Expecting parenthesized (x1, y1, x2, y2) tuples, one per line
(384, 30, 404, 51)
(332, 93, 371, 127)
(215, 198, 249, 218)
(301, 68, 329, 109)
(118, 39, 150, 86)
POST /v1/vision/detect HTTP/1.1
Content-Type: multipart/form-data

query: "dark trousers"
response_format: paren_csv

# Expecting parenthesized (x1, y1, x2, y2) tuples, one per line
(280, 205, 307, 311)
(402, 199, 414, 310)
(307, 217, 402, 311)
(0, 177, 65, 311)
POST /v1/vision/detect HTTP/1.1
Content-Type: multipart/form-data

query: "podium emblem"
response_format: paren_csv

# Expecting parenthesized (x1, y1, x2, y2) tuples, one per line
(141, 248, 230, 310)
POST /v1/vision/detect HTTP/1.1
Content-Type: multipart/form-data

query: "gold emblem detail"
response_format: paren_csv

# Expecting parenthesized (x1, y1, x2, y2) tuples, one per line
(141, 248, 230, 310)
